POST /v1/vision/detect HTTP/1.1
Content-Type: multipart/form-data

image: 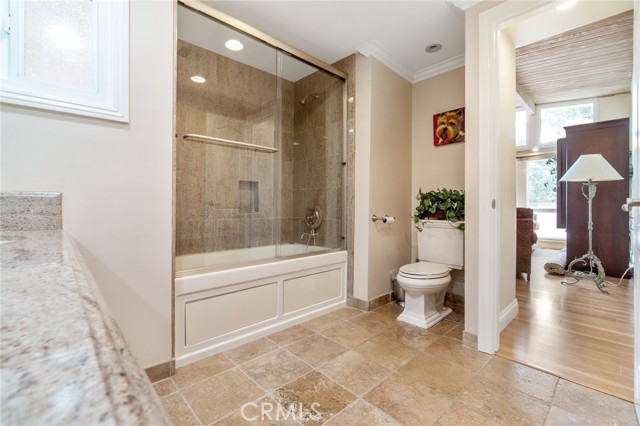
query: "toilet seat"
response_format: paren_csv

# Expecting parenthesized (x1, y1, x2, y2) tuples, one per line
(399, 262, 449, 280)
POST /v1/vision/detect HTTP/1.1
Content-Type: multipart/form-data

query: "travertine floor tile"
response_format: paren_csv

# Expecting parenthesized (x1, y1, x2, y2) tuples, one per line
(240, 350, 311, 391)
(285, 334, 347, 367)
(550, 379, 637, 426)
(161, 393, 201, 426)
(437, 401, 499, 426)
(267, 325, 316, 346)
(224, 338, 279, 365)
(372, 302, 404, 319)
(457, 375, 550, 425)
(214, 396, 302, 426)
(354, 334, 419, 370)
(398, 352, 473, 398)
(320, 351, 390, 395)
(365, 374, 451, 426)
(479, 356, 558, 403)
(425, 336, 490, 372)
(154, 378, 177, 398)
(323, 307, 365, 321)
(183, 369, 263, 425)
(444, 324, 464, 341)
(426, 319, 458, 335)
(445, 305, 465, 324)
(173, 353, 234, 388)
(301, 315, 345, 332)
(274, 371, 356, 426)
(324, 400, 400, 425)
(348, 312, 398, 334)
(319, 322, 378, 348)
(382, 322, 441, 351)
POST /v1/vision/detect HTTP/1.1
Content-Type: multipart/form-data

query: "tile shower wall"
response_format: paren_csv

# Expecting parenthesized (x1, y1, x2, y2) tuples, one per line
(291, 71, 344, 248)
(176, 40, 294, 255)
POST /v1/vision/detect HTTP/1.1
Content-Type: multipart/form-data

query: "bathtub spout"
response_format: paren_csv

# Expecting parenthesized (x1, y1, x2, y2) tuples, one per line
(300, 229, 318, 247)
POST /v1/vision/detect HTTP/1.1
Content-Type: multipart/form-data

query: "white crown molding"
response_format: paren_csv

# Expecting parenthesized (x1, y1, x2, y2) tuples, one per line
(412, 54, 465, 83)
(355, 40, 414, 83)
(447, 0, 484, 12)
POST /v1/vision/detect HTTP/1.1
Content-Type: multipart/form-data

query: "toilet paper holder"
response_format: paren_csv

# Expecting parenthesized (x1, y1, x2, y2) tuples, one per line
(372, 214, 395, 224)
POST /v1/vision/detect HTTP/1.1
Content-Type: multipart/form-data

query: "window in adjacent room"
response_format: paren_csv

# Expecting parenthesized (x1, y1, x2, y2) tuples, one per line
(538, 101, 594, 146)
(515, 109, 528, 148)
(523, 156, 565, 240)
(0, 0, 129, 122)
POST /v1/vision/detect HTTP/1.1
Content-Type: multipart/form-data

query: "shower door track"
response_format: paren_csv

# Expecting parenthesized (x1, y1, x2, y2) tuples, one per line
(183, 133, 278, 153)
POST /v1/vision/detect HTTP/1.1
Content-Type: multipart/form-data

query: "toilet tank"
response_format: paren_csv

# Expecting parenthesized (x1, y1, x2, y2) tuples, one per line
(417, 221, 464, 269)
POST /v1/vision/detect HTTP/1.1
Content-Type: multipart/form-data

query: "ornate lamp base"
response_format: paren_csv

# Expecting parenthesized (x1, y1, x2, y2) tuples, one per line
(561, 252, 609, 294)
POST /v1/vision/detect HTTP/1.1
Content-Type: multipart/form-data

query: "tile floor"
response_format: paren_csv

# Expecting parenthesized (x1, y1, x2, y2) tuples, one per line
(154, 303, 638, 426)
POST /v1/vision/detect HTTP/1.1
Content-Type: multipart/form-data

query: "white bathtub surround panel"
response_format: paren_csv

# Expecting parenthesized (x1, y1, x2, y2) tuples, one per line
(0, 191, 62, 231)
(283, 269, 342, 314)
(0, 230, 168, 425)
(175, 250, 348, 367)
(186, 283, 278, 346)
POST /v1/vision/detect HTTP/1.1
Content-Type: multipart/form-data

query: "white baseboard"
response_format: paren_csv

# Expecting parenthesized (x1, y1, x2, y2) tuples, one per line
(499, 298, 519, 332)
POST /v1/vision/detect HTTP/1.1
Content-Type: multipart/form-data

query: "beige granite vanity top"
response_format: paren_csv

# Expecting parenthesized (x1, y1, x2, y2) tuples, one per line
(0, 230, 170, 425)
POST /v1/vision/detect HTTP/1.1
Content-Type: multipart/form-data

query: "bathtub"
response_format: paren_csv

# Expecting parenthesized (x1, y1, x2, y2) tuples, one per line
(175, 244, 347, 367)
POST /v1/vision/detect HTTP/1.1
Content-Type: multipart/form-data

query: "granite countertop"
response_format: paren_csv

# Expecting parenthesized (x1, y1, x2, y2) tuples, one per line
(0, 230, 170, 425)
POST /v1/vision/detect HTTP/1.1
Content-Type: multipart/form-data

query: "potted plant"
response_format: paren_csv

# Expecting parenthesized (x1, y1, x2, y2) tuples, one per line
(412, 188, 465, 230)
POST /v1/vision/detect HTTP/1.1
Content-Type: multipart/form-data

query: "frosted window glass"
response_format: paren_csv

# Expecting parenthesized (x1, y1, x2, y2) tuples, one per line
(24, 0, 94, 89)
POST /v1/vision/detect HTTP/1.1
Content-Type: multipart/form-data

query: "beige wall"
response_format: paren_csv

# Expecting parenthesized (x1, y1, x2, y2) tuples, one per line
(367, 58, 413, 300)
(411, 67, 466, 298)
(0, 1, 174, 368)
(353, 56, 412, 303)
(353, 54, 372, 301)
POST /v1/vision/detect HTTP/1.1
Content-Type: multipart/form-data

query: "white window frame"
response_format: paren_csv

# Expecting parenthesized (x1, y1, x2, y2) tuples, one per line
(537, 99, 596, 147)
(0, 0, 129, 122)
(514, 107, 530, 151)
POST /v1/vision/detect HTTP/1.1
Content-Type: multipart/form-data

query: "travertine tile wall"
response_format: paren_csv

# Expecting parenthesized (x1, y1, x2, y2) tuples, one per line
(175, 40, 344, 256)
(291, 70, 344, 248)
(175, 40, 293, 255)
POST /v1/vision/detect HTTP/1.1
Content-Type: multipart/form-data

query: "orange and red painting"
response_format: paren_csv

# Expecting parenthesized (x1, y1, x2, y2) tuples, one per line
(433, 107, 465, 146)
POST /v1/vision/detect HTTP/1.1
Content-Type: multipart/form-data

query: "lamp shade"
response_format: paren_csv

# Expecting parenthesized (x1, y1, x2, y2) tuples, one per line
(559, 154, 623, 182)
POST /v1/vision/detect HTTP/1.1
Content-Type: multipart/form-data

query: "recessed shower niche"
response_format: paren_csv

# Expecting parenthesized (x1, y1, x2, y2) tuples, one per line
(238, 181, 259, 214)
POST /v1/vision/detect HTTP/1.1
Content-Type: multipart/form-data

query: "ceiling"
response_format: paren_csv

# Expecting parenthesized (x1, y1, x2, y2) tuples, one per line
(181, 0, 634, 100)
(515, 10, 633, 105)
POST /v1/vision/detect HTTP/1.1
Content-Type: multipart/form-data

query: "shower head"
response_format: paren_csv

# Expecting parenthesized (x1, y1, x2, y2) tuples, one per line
(299, 94, 319, 105)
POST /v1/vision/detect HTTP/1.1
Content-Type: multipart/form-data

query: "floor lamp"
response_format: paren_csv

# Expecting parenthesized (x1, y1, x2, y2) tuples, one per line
(559, 154, 623, 293)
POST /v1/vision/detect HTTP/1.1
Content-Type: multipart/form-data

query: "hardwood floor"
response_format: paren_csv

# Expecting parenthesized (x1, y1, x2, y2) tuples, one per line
(497, 248, 635, 402)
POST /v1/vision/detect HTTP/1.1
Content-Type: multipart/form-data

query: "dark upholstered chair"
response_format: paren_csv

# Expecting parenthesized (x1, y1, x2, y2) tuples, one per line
(516, 208, 538, 281)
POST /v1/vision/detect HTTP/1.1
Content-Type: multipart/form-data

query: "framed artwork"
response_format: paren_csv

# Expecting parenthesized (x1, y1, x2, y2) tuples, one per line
(433, 107, 465, 146)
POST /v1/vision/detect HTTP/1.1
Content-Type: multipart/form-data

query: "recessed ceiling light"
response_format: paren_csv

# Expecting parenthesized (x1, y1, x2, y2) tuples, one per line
(425, 43, 442, 53)
(190, 75, 206, 83)
(556, 0, 577, 11)
(225, 39, 244, 51)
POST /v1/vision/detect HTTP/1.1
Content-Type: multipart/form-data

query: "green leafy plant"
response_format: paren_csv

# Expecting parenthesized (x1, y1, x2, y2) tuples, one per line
(412, 188, 465, 230)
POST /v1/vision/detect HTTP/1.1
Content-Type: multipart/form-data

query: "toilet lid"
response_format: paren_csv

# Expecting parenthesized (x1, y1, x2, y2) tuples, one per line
(399, 262, 449, 279)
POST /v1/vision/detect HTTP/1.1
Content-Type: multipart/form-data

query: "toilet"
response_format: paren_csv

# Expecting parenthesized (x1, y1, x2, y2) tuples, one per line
(397, 220, 464, 329)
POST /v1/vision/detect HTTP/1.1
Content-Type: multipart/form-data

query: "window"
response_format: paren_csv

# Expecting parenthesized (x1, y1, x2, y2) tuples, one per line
(0, 0, 129, 122)
(524, 157, 565, 240)
(515, 109, 528, 147)
(538, 102, 594, 145)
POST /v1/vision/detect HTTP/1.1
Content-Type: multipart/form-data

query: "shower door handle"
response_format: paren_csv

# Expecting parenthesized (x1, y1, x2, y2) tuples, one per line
(622, 198, 640, 212)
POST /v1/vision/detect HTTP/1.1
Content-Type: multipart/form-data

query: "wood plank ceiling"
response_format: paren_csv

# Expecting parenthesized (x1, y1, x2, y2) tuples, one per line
(516, 10, 633, 106)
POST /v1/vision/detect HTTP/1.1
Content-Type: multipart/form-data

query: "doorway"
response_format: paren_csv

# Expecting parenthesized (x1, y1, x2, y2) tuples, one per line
(472, 0, 639, 411)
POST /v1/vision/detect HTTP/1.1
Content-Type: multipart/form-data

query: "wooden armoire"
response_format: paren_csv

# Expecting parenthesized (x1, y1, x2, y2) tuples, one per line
(556, 118, 630, 278)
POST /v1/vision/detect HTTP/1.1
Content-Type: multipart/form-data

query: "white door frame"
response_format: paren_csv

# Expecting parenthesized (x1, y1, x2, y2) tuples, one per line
(476, 0, 555, 354)
(632, 1, 640, 416)
(476, 0, 640, 412)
